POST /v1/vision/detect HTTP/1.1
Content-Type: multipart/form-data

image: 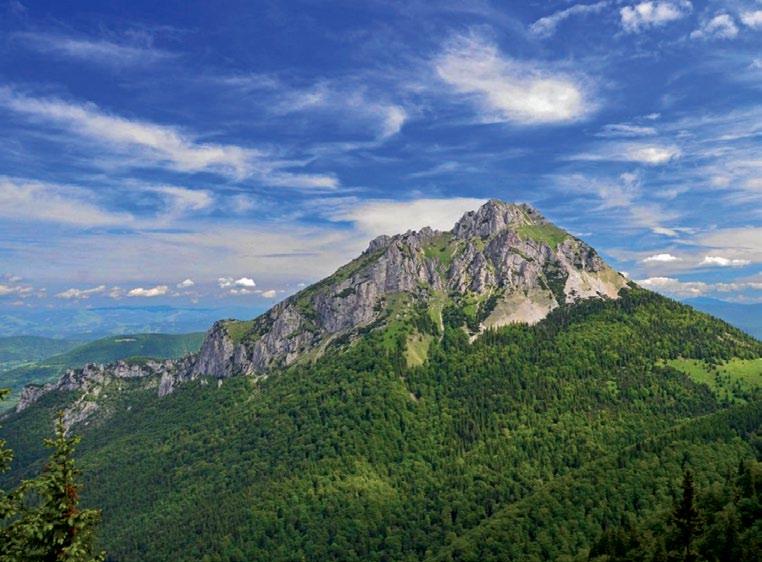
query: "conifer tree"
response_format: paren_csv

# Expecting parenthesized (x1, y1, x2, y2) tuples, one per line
(1, 407, 104, 562)
(671, 470, 701, 562)
(0, 388, 19, 557)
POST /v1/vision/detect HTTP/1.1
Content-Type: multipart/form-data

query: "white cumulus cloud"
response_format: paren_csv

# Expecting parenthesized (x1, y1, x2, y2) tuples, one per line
(260, 289, 278, 298)
(620, 1, 692, 33)
(690, 14, 739, 40)
(642, 253, 681, 263)
(637, 276, 707, 296)
(218, 277, 256, 289)
(637, 276, 762, 297)
(740, 10, 762, 29)
(435, 33, 592, 124)
(700, 256, 751, 267)
(176, 279, 195, 288)
(55, 285, 107, 299)
(626, 145, 681, 164)
(127, 285, 169, 297)
(0, 282, 34, 297)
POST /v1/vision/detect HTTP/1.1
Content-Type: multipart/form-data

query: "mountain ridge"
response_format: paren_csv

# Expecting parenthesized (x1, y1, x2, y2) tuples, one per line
(15, 200, 628, 424)
(3, 286, 760, 562)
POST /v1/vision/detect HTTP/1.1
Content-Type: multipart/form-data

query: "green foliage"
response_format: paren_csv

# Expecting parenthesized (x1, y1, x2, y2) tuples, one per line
(35, 333, 203, 368)
(0, 389, 14, 524)
(0, 333, 204, 409)
(0, 337, 81, 366)
(0, 288, 760, 561)
(668, 358, 762, 405)
(422, 233, 458, 273)
(517, 223, 569, 248)
(590, 461, 762, 561)
(1, 398, 104, 561)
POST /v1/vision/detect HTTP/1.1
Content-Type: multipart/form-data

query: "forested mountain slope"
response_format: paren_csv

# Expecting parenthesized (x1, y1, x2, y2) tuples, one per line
(0, 336, 81, 365)
(0, 332, 204, 410)
(2, 287, 761, 562)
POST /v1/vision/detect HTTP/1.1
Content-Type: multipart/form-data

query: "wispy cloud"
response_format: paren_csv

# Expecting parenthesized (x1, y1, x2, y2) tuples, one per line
(549, 172, 682, 236)
(620, 1, 692, 33)
(637, 276, 762, 297)
(328, 197, 487, 237)
(0, 177, 132, 226)
(696, 228, 762, 266)
(435, 33, 594, 124)
(55, 285, 107, 299)
(596, 123, 657, 137)
(13, 32, 173, 66)
(569, 143, 680, 164)
(149, 186, 214, 218)
(530, 2, 609, 38)
(0, 88, 339, 188)
(700, 255, 751, 267)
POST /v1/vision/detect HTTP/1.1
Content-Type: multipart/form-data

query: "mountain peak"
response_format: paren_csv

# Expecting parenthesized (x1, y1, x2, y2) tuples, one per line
(452, 199, 542, 239)
(18, 201, 629, 416)
(179, 199, 627, 384)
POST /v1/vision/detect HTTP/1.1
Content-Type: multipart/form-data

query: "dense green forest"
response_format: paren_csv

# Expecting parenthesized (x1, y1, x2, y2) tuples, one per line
(0, 333, 204, 409)
(0, 336, 82, 365)
(588, 462, 761, 561)
(1, 289, 761, 561)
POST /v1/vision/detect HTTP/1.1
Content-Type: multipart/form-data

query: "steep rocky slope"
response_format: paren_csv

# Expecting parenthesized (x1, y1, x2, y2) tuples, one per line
(15, 200, 627, 424)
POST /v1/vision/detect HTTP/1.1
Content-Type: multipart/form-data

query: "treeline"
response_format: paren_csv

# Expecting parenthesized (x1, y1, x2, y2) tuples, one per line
(0, 288, 759, 561)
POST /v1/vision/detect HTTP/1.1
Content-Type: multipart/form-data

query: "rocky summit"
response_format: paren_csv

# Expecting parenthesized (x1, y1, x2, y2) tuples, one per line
(16, 200, 628, 426)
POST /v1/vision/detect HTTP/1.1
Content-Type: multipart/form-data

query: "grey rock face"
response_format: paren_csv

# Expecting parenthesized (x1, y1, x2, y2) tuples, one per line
(17, 200, 628, 424)
(452, 200, 533, 239)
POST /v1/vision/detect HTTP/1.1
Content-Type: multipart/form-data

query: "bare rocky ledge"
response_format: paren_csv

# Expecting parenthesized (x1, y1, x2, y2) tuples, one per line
(15, 200, 628, 429)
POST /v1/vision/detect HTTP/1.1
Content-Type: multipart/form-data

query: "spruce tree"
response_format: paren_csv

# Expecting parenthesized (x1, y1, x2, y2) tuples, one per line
(0, 389, 19, 558)
(672, 470, 701, 562)
(1, 409, 104, 562)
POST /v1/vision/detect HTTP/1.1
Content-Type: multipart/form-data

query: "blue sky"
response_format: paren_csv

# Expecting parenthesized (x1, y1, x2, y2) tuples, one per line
(0, 0, 761, 313)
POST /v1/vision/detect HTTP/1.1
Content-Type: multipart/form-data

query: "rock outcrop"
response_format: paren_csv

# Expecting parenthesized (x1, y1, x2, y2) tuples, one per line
(16, 200, 628, 420)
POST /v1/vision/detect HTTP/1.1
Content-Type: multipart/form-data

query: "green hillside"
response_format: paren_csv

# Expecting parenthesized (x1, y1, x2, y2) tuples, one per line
(2, 289, 761, 561)
(0, 332, 204, 409)
(0, 336, 81, 370)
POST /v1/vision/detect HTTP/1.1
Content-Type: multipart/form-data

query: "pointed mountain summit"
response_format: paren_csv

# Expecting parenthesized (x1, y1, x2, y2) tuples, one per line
(5, 203, 761, 562)
(17, 200, 628, 414)
(190, 199, 626, 381)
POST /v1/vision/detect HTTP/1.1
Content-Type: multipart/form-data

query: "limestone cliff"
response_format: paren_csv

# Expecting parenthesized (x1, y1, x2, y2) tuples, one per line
(16, 200, 628, 418)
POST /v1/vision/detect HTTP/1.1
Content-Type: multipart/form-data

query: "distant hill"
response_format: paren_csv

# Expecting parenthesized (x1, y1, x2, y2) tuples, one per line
(684, 297, 762, 340)
(0, 305, 266, 339)
(0, 336, 82, 364)
(2, 201, 760, 561)
(0, 332, 204, 409)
